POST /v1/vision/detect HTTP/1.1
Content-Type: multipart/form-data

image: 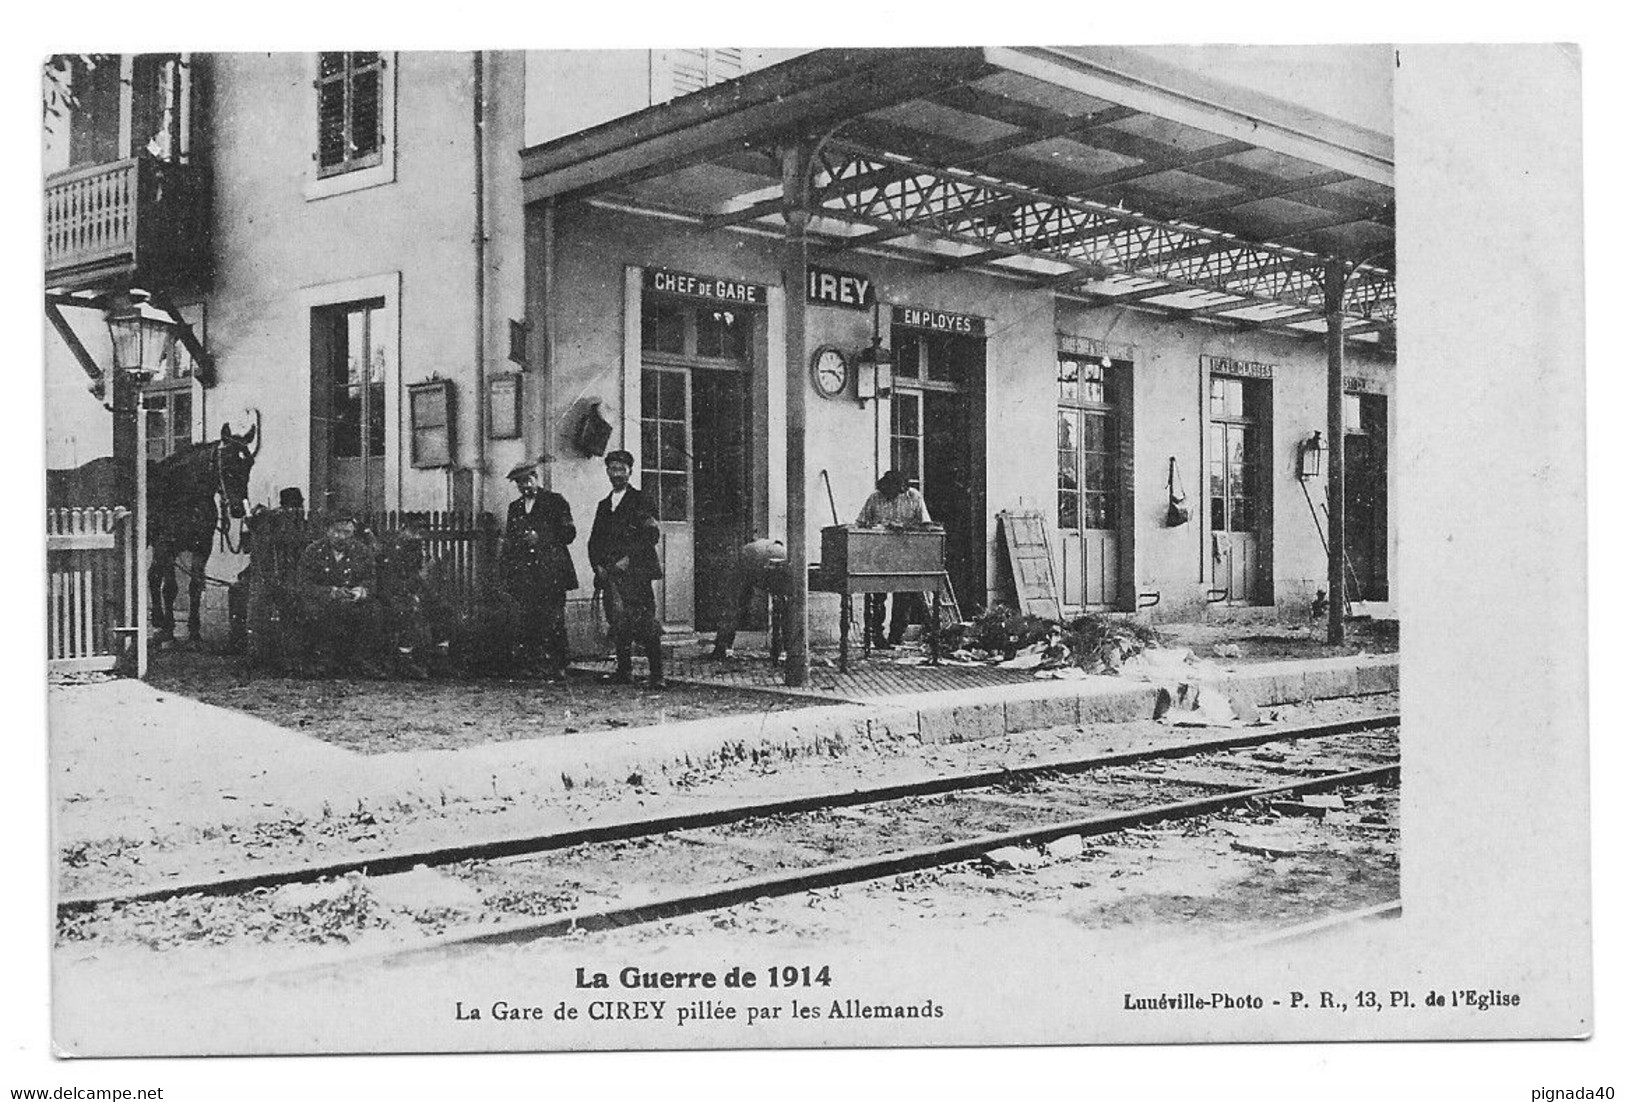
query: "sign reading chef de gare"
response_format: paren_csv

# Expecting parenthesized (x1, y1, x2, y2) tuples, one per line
(645, 268, 766, 305)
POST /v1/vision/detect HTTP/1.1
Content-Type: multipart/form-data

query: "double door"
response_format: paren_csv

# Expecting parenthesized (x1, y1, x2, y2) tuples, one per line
(641, 364, 751, 633)
(311, 300, 386, 516)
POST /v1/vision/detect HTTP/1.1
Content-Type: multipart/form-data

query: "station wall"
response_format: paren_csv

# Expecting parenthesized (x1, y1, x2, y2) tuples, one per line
(545, 201, 1397, 640)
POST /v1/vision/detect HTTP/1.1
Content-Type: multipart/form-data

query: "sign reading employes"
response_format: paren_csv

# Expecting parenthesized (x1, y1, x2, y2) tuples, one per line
(1202, 353, 1276, 380)
(645, 268, 767, 306)
(806, 265, 876, 310)
(894, 305, 986, 337)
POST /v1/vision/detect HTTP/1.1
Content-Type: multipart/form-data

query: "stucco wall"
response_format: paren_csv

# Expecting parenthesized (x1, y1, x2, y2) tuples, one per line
(547, 201, 1397, 638)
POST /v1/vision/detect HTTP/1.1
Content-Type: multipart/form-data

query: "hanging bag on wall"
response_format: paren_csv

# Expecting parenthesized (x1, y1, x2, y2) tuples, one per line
(1166, 457, 1190, 527)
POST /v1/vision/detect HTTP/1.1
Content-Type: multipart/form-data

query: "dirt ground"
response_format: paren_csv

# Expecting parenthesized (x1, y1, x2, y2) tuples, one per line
(145, 650, 833, 754)
(1152, 616, 1398, 663)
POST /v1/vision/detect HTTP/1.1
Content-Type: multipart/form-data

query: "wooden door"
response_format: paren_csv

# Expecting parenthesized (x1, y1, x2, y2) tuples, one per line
(1056, 355, 1122, 610)
(1209, 419, 1262, 604)
(641, 364, 693, 630)
(1344, 393, 1389, 601)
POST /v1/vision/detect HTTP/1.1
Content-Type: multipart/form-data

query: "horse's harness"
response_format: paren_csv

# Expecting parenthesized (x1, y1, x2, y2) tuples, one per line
(212, 437, 249, 555)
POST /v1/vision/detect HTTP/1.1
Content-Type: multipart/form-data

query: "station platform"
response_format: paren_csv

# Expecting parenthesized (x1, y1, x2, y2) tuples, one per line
(49, 649, 1398, 847)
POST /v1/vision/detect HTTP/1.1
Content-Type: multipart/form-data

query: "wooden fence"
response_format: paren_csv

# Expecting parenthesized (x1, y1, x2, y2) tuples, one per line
(46, 507, 132, 673)
(243, 510, 500, 663)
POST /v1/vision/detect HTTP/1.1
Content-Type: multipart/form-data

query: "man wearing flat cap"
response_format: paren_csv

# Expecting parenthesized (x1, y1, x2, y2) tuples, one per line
(587, 449, 665, 688)
(501, 460, 579, 680)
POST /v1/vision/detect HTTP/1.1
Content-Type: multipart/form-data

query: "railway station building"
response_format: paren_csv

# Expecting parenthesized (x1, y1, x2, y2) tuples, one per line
(44, 48, 1396, 679)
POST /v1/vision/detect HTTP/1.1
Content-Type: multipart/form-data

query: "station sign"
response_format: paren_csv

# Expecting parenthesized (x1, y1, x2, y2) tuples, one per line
(892, 305, 986, 337)
(806, 265, 876, 310)
(1203, 354, 1275, 380)
(645, 267, 767, 306)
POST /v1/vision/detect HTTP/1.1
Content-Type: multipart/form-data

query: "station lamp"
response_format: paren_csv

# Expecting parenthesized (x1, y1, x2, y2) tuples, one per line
(105, 298, 177, 390)
(854, 334, 893, 406)
(1297, 430, 1326, 481)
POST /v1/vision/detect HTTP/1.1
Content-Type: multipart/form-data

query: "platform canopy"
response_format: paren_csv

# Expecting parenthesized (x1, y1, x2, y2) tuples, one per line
(521, 46, 1396, 342)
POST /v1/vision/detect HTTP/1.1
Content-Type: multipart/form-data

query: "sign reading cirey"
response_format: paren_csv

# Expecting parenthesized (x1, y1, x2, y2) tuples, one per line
(644, 267, 766, 305)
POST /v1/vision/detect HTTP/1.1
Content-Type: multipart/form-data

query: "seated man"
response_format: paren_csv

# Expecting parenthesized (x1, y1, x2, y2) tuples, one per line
(856, 470, 936, 649)
(293, 514, 384, 677)
(709, 536, 788, 660)
(374, 526, 436, 679)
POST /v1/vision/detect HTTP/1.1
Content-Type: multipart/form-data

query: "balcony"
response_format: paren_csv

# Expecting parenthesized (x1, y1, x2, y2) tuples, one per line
(44, 157, 210, 293)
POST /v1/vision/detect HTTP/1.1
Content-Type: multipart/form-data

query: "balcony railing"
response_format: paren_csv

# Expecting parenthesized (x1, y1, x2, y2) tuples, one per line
(44, 158, 210, 291)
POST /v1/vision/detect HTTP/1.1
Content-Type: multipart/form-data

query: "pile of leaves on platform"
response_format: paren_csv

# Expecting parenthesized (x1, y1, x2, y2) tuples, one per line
(939, 606, 1157, 675)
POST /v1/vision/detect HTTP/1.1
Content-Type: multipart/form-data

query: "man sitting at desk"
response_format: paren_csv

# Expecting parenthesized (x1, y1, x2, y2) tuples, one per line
(855, 469, 935, 649)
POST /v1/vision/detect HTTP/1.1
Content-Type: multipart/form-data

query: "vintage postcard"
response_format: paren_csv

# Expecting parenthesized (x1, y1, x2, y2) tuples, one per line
(32, 40, 1591, 1074)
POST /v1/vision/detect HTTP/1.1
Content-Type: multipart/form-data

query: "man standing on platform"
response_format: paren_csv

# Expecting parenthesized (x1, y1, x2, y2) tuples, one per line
(856, 469, 935, 649)
(500, 461, 579, 680)
(587, 449, 666, 689)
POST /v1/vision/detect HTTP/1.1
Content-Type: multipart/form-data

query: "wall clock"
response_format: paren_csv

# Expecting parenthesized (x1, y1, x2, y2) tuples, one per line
(810, 344, 850, 399)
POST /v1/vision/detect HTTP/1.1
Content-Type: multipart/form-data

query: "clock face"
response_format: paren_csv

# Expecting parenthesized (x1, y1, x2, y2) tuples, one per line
(811, 346, 849, 398)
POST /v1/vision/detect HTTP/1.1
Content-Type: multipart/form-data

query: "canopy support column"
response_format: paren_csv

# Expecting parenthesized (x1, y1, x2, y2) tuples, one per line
(781, 143, 812, 687)
(1324, 261, 1347, 645)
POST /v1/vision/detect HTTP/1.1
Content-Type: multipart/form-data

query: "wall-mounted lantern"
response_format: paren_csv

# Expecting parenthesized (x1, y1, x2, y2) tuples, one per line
(1297, 430, 1325, 481)
(853, 335, 893, 406)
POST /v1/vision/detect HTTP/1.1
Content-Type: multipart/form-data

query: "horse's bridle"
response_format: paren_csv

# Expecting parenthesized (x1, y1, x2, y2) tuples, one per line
(212, 438, 249, 554)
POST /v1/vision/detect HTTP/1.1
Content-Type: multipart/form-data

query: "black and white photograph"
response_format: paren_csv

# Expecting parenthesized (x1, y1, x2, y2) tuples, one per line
(17, 21, 1605, 1093)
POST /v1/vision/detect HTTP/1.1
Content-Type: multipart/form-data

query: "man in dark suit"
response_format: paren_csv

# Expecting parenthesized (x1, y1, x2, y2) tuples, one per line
(293, 514, 384, 677)
(587, 449, 665, 689)
(500, 460, 579, 680)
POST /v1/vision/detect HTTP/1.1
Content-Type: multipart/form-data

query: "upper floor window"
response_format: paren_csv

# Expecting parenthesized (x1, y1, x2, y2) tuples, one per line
(317, 52, 385, 178)
(65, 56, 121, 168)
(652, 48, 757, 102)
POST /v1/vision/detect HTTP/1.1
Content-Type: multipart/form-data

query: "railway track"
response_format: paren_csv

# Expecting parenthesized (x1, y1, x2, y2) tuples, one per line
(58, 713, 1399, 957)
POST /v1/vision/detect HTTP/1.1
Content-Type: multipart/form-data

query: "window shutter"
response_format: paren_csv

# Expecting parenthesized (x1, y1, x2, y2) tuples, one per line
(316, 54, 346, 169)
(350, 59, 382, 159)
(669, 49, 710, 97)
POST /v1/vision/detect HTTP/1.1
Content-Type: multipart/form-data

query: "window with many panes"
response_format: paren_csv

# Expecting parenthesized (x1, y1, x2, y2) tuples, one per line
(144, 389, 193, 461)
(141, 323, 197, 461)
(640, 367, 690, 521)
(327, 302, 388, 461)
(1056, 355, 1120, 531)
(1208, 376, 1261, 533)
(316, 52, 385, 178)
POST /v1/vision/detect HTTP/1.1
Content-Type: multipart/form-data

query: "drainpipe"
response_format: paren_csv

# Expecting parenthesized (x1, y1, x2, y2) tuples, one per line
(540, 198, 556, 489)
(471, 49, 488, 513)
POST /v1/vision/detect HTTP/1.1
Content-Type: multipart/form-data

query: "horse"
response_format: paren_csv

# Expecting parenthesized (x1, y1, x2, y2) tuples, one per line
(147, 422, 258, 644)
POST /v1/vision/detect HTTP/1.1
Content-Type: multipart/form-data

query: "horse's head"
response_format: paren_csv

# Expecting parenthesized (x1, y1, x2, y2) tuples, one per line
(216, 420, 258, 520)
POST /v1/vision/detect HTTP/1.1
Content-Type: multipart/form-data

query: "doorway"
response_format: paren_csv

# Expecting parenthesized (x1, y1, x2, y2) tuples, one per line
(1343, 392, 1389, 601)
(639, 295, 755, 632)
(310, 300, 387, 516)
(890, 325, 987, 614)
(1207, 374, 1270, 605)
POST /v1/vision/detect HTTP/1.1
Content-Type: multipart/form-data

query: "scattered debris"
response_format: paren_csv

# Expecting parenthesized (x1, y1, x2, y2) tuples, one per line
(982, 845, 1043, 870)
(363, 866, 484, 913)
(1043, 835, 1086, 860)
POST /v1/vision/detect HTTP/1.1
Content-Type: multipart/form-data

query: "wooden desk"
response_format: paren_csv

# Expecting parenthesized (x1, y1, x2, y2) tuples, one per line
(812, 525, 948, 671)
